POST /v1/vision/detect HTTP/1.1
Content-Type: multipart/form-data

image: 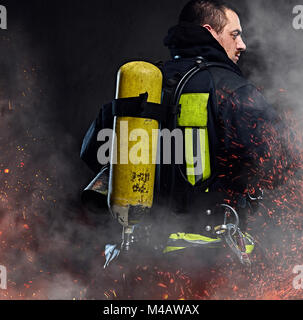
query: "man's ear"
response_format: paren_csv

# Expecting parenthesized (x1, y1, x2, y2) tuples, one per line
(202, 24, 212, 31)
(202, 24, 219, 41)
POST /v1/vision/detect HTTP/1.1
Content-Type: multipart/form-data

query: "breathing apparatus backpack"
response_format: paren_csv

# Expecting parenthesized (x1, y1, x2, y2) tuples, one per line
(80, 58, 257, 267)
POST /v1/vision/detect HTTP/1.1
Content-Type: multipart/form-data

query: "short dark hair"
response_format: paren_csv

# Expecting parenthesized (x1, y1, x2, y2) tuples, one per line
(179, 0, 237, 33)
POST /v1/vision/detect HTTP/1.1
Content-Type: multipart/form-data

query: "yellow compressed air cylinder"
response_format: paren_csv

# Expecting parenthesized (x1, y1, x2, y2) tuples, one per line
(108, 61, 162, 227)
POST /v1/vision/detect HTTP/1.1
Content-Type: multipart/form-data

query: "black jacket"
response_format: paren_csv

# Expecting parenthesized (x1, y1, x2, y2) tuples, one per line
(161, 23, 289, 210)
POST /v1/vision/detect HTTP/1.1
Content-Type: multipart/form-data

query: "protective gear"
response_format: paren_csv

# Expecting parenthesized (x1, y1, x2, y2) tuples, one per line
(163, 231, 255, 265)
(108, 61, 162, 251)
(156, 22, 277, 263)
(162, 22, 283, 197)
(80, 55, 259, 266)
(81, 61, 178, 256)
(161, 199, 255, 266)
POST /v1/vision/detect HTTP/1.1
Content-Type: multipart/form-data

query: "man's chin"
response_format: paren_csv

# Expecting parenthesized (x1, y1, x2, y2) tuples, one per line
(228, 55, 239, 64)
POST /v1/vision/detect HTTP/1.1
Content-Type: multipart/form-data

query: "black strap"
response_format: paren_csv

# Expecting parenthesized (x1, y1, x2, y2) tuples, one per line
(112, 93, 179, 122)
(199, 61, 237, 73)
(175, 58, 237, 102)
(174, 55, 240, 74)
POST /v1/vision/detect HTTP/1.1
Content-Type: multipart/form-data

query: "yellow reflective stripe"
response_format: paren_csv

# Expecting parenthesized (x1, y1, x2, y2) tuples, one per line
(245, 245, 255, 254)
(178, 93, 211, 186)
(169, 233, 184, 240)
(200, 128, 206, 176)
(243, 233, 255, 254)
(185, 128, 196, 186)
(164, 244, 254, 254)
(178, 93, 209, 127)
(199, 128, 211, 181)
(163, 246, 186, 254)
(169, 233, 220, 243)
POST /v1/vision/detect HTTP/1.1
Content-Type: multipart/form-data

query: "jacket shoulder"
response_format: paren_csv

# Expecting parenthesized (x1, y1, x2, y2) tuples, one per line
(208, 66, 251, 94)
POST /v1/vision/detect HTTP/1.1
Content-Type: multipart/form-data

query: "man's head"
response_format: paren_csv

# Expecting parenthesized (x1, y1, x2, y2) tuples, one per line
(179, 0, 246, 64)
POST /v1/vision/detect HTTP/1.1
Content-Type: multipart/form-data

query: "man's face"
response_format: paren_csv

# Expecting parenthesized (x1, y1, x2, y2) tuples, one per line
(205, 9, 247, 64)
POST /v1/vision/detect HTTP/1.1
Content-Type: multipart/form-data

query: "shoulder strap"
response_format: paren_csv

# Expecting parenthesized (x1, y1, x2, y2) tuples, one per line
(172, 57, 236, 105)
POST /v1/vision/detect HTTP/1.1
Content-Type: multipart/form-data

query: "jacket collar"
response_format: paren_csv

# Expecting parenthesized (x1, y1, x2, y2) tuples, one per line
(164, 22, 243, 76)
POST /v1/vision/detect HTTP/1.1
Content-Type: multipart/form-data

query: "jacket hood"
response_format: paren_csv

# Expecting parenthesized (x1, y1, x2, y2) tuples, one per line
(164, 22, 242, 75)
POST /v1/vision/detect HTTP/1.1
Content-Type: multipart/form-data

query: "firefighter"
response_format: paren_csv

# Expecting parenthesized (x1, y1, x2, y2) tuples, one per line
(80, 0, 291, 266)
(163, 0, 262, 205)
(156, 0, 292, 260)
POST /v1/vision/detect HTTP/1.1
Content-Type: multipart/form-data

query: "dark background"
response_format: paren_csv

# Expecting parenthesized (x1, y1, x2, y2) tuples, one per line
(0, 0, 303, 300)
(0, 0, 300, 145)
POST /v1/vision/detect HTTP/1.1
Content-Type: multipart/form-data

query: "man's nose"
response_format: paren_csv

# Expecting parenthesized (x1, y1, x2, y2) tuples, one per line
(237, 36, 246, 52)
